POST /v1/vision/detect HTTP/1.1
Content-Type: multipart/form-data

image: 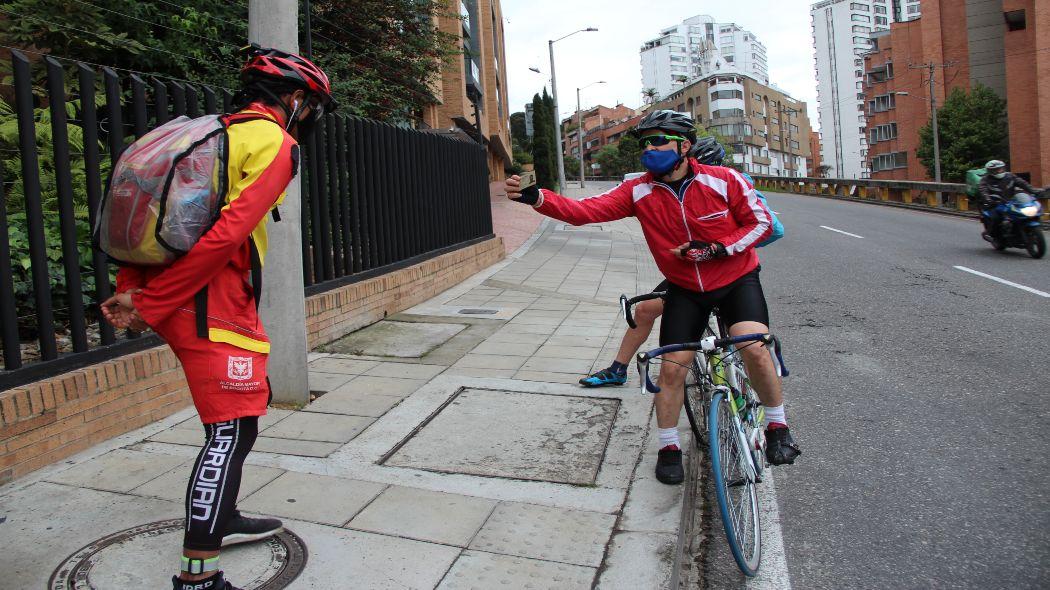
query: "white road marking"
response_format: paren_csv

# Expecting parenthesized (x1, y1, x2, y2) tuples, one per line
(819, 225, 864, 239)
(748, 469, 792, 589)
(953, 266, 1050, 298)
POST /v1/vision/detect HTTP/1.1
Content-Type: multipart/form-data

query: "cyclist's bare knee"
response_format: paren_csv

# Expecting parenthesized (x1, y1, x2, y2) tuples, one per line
(634, 299, 664, 328)
(656, 350, 691, 384)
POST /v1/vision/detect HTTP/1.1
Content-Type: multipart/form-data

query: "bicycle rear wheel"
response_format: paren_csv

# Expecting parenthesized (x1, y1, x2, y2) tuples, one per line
(682, 354, 708, 448)
(708, 390, 762, 576)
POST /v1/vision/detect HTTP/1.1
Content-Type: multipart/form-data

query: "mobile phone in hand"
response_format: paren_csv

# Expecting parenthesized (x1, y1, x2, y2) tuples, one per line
(518, 170, 536, 189)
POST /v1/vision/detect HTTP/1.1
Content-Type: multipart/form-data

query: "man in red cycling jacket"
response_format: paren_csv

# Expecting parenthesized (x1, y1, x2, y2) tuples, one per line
(101, 46, 334, 590)
(505, 110, 801, 484)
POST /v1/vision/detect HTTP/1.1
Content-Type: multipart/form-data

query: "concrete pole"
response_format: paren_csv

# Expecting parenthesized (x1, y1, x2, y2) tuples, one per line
(549, 40, 566, 193)
(249, 0, 311, 406)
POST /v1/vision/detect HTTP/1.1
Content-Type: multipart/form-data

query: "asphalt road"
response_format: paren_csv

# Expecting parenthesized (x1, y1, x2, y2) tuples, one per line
(703, 193, 1050, 589)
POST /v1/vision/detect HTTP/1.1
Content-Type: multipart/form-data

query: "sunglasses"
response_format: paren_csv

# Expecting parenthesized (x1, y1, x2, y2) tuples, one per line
(640, 134, 687, 148)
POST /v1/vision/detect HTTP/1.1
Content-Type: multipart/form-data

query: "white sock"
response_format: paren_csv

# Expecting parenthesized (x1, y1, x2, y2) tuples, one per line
(658, 427, 680, 449)
(764, 404, 786, 427)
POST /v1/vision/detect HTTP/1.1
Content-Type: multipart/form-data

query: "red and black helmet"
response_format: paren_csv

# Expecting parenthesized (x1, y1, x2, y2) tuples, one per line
(241, 44, 335, 109)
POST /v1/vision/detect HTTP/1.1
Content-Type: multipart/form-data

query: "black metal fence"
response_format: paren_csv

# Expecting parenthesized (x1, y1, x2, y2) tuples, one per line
(0, 49, 493, 390)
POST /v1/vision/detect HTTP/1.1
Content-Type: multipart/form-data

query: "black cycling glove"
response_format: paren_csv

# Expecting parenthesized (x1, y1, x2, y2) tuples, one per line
(511, 183, 541, 206)
(681, 241, 727, 262)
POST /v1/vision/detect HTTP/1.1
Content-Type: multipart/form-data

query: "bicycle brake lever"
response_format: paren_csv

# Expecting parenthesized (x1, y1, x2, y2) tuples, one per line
(636, 353, 661, 394)
(770, 336, 790, 377)
(620, 294, 637, 329)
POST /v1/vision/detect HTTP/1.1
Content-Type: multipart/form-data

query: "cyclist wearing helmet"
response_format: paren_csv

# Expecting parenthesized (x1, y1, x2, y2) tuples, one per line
(100, 45, 335, 590)
(978, 159, 1041, 239)
(505, 110, 800, 485)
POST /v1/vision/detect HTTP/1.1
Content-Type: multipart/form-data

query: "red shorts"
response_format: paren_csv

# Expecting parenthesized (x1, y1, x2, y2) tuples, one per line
(156, 311, 270, 424)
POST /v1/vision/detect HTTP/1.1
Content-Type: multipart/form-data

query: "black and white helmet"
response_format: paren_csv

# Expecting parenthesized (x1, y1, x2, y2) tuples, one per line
(689, 136, 726, 165)
(632, 110, 697, 142)
(985, 159, 1006, 172)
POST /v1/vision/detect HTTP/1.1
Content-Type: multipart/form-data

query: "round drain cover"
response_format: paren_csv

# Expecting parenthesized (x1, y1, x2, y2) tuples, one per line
(48, 519, 307, 590)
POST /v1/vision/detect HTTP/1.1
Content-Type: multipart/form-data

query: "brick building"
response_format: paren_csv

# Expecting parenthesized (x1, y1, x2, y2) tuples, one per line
(422, 0, 512, 181)
(864, 0, 1048, 184)
(808, 131, 823, 175)
(654, 73, 812, 176)
(560, 104, 639, 174)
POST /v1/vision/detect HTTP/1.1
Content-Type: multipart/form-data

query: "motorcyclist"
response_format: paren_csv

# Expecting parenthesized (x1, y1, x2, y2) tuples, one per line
(978, 160, 1040, 239)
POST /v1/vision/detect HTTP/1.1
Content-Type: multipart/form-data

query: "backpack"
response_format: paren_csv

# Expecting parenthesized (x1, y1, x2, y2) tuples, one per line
(965, 169, 986, 199)
(94, 113, 271, 266)
(742, 172, 784, 247)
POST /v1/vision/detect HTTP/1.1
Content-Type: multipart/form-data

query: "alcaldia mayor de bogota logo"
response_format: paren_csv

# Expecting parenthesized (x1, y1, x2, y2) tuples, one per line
(227, 356, 253, 381)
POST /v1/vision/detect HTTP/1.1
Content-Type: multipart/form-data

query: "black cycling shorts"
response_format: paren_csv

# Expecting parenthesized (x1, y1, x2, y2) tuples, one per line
(653, 279, 670, 294)
(659, 268, 770, 346)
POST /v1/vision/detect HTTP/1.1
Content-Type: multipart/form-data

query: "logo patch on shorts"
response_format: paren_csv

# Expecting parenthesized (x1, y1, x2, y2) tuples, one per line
(227, 356, 253, 381)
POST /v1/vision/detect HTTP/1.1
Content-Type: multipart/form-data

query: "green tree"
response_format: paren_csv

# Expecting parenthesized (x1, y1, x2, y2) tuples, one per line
(917, 83, 1008, 182)
(509, 111, 529, 152)
(541, 88, 558, 187)
(530, 91, 556, 190)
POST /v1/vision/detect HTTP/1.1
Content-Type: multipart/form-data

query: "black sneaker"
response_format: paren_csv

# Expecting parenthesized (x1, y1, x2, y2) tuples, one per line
(765, 427, 801, 465)
(655, 446, 684, 484)
(221, 510, 283, 547)
(172, 571, 241, 590)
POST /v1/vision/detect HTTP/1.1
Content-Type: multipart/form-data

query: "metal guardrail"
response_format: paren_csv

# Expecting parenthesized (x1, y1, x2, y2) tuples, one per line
(751, 175, 1050, 222)
(0, 49, 493, 389)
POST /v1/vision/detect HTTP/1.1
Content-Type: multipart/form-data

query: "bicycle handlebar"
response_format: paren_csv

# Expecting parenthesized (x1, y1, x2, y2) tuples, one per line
(635, 332, 789, 394)
(619, 291, 667, 329)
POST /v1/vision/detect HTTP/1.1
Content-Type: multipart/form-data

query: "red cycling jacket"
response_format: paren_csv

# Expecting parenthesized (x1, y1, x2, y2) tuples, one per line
(535, 159, 772, 292)
(117, 102, 298, 354)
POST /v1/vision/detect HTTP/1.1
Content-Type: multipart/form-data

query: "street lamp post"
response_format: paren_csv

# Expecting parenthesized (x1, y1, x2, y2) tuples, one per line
(576, 81, 606, 188)
(549, 27, 597, 193)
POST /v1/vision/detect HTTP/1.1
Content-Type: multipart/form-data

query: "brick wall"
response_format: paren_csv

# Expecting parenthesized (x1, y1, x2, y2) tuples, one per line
(0, 237, 505, 485)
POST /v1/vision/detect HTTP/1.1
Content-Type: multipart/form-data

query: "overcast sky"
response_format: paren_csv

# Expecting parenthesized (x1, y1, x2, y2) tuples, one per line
(502, 0, 819, 129)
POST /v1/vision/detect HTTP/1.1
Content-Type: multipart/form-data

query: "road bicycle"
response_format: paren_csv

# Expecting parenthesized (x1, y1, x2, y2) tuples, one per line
(620, 292, 788, 576)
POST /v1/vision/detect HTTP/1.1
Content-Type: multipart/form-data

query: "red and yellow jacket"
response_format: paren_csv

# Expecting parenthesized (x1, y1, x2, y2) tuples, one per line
(536, 159, 772, 293)
(116, 102, 299, 354)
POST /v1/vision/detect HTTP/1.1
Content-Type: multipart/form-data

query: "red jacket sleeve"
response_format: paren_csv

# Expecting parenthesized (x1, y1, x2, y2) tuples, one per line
(115, 266, 147, 293)
(534, 183, 635, 225)
(716, 169, 773, 255)
(133, 133, 295, 327)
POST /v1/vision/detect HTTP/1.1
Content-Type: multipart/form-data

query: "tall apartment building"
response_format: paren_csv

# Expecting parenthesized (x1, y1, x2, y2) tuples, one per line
(864, 0, 1048, 185)
(654, 72, 812, 177)
(423, 0, 511, 180)
(811, 0, 895, 179)
(640, 15, 768, 100)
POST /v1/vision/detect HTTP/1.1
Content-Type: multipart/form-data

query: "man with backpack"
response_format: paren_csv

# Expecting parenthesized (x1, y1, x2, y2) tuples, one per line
(99, 46, 334, 590)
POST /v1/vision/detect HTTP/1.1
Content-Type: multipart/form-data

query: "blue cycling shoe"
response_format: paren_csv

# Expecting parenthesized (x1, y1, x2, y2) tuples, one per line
(579, 367, 628, 387)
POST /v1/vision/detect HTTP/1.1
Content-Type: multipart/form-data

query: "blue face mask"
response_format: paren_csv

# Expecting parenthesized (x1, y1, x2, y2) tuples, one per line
(641, 149, 681, 175)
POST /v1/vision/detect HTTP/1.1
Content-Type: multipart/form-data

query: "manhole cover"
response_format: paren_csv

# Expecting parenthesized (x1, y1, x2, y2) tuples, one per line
(384, 388, 620, 485)
(457, 308, 498, 315)
(48, 519, 307, 589)
(323, 321, 467, 358)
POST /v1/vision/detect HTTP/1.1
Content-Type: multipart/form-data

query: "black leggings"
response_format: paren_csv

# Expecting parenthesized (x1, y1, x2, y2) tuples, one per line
(183, 416, 258, 551)
(659, 269, 770, 346)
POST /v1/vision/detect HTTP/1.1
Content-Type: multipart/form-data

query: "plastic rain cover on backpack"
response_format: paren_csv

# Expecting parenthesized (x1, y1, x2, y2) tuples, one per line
(95, 115, 228, 265)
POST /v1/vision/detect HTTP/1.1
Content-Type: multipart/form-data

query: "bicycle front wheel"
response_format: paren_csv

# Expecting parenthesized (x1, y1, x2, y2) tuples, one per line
(708, 390, 762, 576)
(683, 354, 708, 448)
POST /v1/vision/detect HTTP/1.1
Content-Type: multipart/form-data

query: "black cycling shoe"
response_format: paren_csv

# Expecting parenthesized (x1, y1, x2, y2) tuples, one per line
(221, 510, 283, 547)
(655, 446, 685, 484)
(579, 367, 628, 387)
(765, 427, 801, 465)
(172, 571, 241, 590)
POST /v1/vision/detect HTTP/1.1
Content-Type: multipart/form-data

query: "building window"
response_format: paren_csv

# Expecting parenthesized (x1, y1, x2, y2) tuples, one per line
(871, 151, 907, 171)
(850, 3, 870, 11)
(869, 122, 898, 143)
(853, 36, 871, 45)
(711, 89, 744, 100)
(875, 16, 888, 25)
(868, 93, 896, 113)
(1005, 10, 1026, 31)
(791, 140, 800, 149)
(874, 5, 887, 14)
(712, 108, 745, 119)
(907, 4, 920, 14)
(852, 14, 871, 22)
(852, 25, 871, 33)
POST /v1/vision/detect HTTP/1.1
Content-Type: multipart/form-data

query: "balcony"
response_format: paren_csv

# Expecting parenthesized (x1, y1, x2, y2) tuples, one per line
(752, 155, 772, 166)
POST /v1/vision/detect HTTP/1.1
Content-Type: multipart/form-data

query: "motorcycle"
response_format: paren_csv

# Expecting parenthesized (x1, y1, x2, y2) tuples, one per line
(982, 192, 1046, 259)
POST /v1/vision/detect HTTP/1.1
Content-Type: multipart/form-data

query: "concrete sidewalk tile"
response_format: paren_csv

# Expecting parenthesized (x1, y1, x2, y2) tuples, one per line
(251, 437, 340, 457)
(469, 502, 615, 566)
(438, 552, 595, 590)
(470, 340, 541, 356)
(261, 412, 373, 443)
(545, 335, 608, 348)
(452, 354, 528, 370)
(364, 362, 446, 380)
(239, 472, 385, 526)
(553, 326, 609, 337)
(513, 371, 586, 385)
(308, 371, 354, 393)
(331, 375, 425, 398)
(287, 520, 460, 589)
(308, 357, 380, 375)
(499, 323, 557, 335)
(347, 485, 496, 546)
(304, 392, 404, 417)
(594, 531, 676, 589)
(132, 463, 284, 503)
(148, 427, 202, 446)
(520, 356, 595, 374)
(45, 448, 186, 493)
(485, 331, 549, 345)
(535, 344, 604, 360)
(258, 408, 293, 430)
(443, 366, 518, 379)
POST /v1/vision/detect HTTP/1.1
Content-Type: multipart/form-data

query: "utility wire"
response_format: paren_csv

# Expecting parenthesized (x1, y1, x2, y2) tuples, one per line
(73, 0, 236, 48)
(152, 0, 247, 29)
